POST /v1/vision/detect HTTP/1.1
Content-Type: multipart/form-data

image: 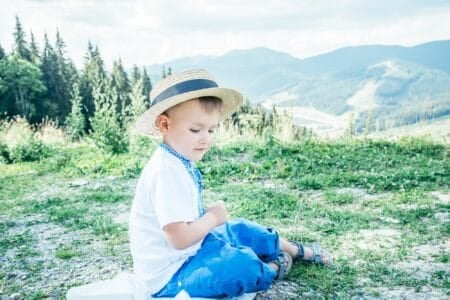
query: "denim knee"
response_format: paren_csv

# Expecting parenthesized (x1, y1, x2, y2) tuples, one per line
(203, 246, 276, 297)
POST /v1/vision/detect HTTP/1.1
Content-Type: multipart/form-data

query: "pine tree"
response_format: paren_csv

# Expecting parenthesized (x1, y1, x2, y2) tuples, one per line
(80, 41, 106, 125)
(90, 76, 128, 154)
(128, 78, 147, 127)
(13, 16, 31, 61)
(131, 64, 141, 86)
(29, 31, 40, 65)
(0, 43, 6, 60)
(162, 65, 167, 79)
(40, 33, 59, 120)
(111, 59, 130, 123)
(65, 82, 85, 140)
(141, 67, 152, 104)
(54, 29, 77, 120)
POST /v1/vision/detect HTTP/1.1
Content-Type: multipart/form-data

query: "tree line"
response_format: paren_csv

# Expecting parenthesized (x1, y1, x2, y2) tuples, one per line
(0, 16, 162, 150)
(0, 17, 308, 154)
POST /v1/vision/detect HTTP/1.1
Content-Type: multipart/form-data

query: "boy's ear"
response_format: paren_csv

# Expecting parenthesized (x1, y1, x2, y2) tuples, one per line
(155, 114, 170, 133)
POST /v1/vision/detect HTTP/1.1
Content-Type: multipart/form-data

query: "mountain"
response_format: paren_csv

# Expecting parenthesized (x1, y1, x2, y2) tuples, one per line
(146, 47, 304, 100)
(145, 40, 450, 133)
(294, 40, 450, 75)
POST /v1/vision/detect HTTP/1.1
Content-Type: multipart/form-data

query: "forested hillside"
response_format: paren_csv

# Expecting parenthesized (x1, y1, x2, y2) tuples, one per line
(0, 17, 153, 142)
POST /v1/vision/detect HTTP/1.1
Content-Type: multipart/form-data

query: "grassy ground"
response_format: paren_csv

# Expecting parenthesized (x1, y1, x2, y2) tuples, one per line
(0, 136, 449, 299)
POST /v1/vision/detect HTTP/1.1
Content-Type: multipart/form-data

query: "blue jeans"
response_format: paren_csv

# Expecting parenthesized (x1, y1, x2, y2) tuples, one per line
(153, 218, 279, 298)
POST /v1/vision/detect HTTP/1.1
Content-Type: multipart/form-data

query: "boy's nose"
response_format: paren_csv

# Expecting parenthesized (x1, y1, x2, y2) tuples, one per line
(199, 132, 211, 144)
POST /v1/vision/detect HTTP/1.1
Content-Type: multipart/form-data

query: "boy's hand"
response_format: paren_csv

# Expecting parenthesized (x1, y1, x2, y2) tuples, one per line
(207, 200, 228, 226)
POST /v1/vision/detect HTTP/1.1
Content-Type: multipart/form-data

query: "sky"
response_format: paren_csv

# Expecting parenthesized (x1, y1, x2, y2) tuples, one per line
(1, 0, 450, 69)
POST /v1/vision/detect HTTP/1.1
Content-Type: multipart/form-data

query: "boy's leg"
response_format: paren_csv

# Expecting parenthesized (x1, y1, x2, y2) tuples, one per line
(153, 232, 277, 298)
(218, 219, 333, 265)
(213, 218, 280, 262)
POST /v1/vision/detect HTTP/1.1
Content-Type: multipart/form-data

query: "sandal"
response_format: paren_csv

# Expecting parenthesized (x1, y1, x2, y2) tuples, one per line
(290, 241, 333, 266)
(272, 251, 293, 280)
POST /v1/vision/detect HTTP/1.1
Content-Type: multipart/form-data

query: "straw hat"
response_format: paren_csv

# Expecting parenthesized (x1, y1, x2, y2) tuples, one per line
(135, 69, 243, 136)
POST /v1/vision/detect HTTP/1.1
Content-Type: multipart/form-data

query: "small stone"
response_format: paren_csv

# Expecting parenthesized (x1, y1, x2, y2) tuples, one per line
(10, 293, 21, 300)
(69, 179, 89, 187)
(420, 285, 432, 293)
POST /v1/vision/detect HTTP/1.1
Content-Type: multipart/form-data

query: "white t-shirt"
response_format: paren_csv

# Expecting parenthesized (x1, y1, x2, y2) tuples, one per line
(129, 147, 202, 294)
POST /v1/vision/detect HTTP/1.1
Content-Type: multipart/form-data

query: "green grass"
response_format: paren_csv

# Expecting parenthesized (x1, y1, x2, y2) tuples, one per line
(55, 245, 82, 260)
(0, 136, 449, 299)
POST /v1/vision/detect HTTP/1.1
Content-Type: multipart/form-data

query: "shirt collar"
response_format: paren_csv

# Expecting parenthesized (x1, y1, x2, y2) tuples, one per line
(159, 143, 193, 166)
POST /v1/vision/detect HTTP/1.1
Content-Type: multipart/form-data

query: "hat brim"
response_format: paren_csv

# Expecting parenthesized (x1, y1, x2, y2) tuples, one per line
(134, 87, 243, 136)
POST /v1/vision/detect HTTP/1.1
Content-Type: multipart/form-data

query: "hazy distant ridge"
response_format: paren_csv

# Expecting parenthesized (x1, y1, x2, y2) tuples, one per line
(146, 40, 450, 132)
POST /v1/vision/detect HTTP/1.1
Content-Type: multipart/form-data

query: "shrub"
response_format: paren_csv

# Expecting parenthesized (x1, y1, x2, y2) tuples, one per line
(65, 82, 86, 141)
(0, 140, 10, 163)
(36, 118, 67, 145)
(1, 116, 33, 148)
(9, 137, 54, 162)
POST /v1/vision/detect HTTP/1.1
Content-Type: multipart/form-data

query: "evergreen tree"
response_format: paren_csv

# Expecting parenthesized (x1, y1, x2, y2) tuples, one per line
(79, 41, 106, 125)
(13, 16, 31, 61)
(29, 31, 40, 65)
(39, 31, 77, 122)
(111, 59, 130, 122)
(141, 67, 152, 104)
(40, 33, 60, 120)
(0, 43, 6, 60)
(54, 29, 77, 120)
(65, 82, 85, 140)
(128, 78, 147, 127)
(162, 65, 167, 79)
(131, 64, 141, 86)
(90, 76, 128, 154)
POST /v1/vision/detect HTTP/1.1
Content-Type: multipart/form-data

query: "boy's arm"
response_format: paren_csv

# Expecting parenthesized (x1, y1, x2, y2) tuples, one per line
(163, 200, 227, 250)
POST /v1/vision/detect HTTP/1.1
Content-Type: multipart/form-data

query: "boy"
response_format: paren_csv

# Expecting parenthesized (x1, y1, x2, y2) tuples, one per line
(130, 69, 332, 298)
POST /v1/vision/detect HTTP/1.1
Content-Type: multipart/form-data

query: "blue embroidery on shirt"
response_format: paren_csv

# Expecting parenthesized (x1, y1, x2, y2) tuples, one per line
(159, 143, 204, 216)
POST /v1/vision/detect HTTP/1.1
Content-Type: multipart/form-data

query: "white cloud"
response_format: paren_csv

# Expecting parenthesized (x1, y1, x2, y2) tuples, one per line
(1, 0, 449, 68)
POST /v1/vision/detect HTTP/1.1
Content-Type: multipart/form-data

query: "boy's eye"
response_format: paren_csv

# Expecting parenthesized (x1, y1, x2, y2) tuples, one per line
(190, 129, 200, 133)
(208, 129, 215, 134)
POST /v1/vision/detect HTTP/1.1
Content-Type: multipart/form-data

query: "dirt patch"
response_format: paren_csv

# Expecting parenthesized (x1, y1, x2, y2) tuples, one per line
(430, 191, 450, 204)
(337, 228, 401, 258)
(393, 240, 450, 281)
(410, 241, 450, 259)
(377, 285, 448, 299)
(335, 188, 389, 202)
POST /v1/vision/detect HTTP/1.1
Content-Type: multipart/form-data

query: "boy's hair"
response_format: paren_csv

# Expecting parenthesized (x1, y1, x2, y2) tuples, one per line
(198, 96, 223, 113)
(165, 96, 223, 115)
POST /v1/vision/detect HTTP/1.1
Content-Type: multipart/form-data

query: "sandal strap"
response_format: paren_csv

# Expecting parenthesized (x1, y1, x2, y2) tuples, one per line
(311, 242, 323, 264)
(290, 241, 332, 265)
(276, 253, 286, 280)
(274, 252, 292, 280)
(290, 241, 304, 260)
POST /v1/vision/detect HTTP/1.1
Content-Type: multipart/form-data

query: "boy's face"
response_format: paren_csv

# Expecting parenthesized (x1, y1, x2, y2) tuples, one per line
(158, 99, 221, 162)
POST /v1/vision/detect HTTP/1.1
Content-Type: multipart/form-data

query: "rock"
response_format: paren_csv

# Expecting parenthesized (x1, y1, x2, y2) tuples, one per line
(10, 293, 21, 300)
(69, 179, 89, 187)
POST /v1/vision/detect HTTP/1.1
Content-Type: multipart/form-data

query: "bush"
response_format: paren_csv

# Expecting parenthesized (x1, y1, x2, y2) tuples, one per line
(9, 137, 55, 163)
(90, 78, 129, 154)
(0, 141, 10, 163)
